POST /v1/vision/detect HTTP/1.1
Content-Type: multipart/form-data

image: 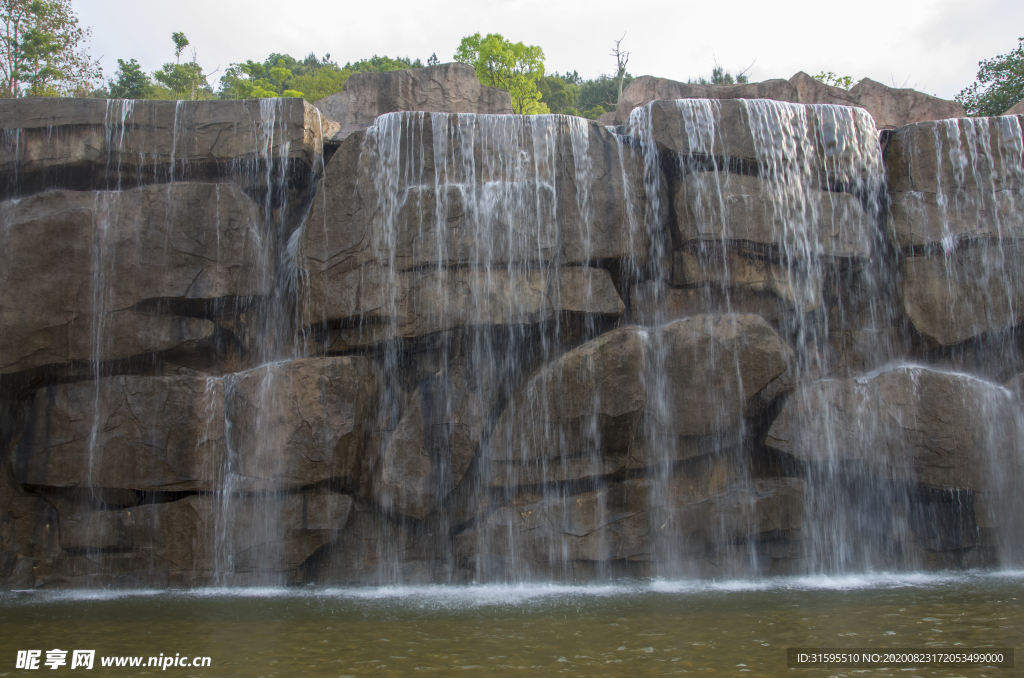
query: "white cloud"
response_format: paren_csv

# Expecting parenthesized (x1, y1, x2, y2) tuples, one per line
(77, 0, 1022, 99)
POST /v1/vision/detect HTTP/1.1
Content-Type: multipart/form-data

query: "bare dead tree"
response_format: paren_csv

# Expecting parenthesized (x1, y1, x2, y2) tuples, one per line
(611, 33, 630, 105)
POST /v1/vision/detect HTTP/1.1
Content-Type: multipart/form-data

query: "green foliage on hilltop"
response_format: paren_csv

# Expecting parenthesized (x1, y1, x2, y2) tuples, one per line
(218, 52, 422, 102)
(957, 37, 1024, 116)
(455, 33, 548, 114)
(0, 0, 101, 97)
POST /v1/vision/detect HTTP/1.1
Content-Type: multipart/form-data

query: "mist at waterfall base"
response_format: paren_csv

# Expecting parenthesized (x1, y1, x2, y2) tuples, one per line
(3, 94, 1024, 673)
(2, 573, 1022, 676)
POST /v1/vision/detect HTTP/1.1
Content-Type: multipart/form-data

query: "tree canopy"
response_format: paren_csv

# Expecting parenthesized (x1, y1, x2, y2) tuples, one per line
(957, 38, 1024, 116)
(0, 0, 100, 97)
(455, 33, 548, 114)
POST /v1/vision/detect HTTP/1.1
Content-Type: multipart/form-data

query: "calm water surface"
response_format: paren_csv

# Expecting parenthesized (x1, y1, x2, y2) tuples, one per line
(1, 572, 1021, 677)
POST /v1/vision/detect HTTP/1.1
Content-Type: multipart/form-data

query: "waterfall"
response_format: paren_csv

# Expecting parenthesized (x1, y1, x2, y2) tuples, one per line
(3, 95, 1024, 589)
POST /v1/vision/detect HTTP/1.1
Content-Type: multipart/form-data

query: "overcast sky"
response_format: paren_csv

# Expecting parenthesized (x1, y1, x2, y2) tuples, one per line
(76, 0, 1022, 100)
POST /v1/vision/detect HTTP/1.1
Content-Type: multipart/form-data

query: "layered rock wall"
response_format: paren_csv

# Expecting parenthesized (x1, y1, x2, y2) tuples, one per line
(2, 82, 1023, 588)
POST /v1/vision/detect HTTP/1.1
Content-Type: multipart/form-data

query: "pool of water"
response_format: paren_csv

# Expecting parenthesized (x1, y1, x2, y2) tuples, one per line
(1, 572, 1021, 676)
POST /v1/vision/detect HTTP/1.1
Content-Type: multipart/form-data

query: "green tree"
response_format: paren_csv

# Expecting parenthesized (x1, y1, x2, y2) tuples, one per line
(153, 32, 214, 100)
(454, 33, 548, 114)
(813, 71, 854, 89)
(537, 74, 579, 114)
(219, 53, 421, 102)
(957, 37, 1024, 116)
(0, 0, 101, 97)
(108, 57, 151, 98)
(576, 74, 632, 118)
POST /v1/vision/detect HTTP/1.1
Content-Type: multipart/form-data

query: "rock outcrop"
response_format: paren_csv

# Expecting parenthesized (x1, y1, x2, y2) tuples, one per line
(614, 71, 965, 129)
(2, 73, 1022, 588)
(313, 63, 512, 140)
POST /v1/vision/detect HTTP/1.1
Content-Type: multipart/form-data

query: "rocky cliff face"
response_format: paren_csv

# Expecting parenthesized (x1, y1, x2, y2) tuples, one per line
(2, 76, 1023, 588)
(613, 72, 966, 129)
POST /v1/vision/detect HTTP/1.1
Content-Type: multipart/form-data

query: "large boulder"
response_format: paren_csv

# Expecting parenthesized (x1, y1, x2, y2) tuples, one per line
(487, 315, 789, 477)
(14, 373, 224, 492)
(373, 357, 495, 520)
(312, 63, 512, 139)
(1005, 99, 1024, 116)
(765, 366, 1020, 491)
(614, 75, 799, 127)
(654, 315, 790, 436)
(58, 492, 353, 584)
(224, 357, 379, 492)
(311, 265, 625, 351)
(615, 72, 964, 129)
(302, 112, 655, 285)
(489, 326, 647, 464)
(674, 172, 874, 259)
(14, 357, 378, 493)
(0, 184, 270, 374)
(0, 98, 324, 198)
(885, 116, 1024, 196)
(885, 115, 1024, 250)
(901, 239, 1024, 345)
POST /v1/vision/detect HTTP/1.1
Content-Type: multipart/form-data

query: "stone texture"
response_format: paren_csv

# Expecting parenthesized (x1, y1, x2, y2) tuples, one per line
(765, 366, 1020, 491)
(846, 77, 965, 130)
(0, 98, 324, 196)
(14, 357, 377, 493)
(14, 373, 225, 492)
(672, 246, 822, 313)
(615, 75, 799, 126)
(57, 492, 353, 582)
(224, 357, 379, 492)
(901, 239, 1024, 345)
(489, 327, 647, 463)
(488, 315, 788, 472)
(888, 189, 1023, 250)
(0, 184, 270, 374)
(1005, 99, 1024, 116)
(884, 116, 1024, 195)
(655, 315, 790, 436)
(312, 63, 512, 139)
(675, 172, 873, 259)
(616, 72, 964, 129)
(374, 357, 493, 520)
(312, 265, 625, 350)
(302, 113, 655, 284)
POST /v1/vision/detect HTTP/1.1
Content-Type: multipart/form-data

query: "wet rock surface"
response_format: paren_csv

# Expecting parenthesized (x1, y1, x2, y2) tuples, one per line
(2, 85, 1023, 588)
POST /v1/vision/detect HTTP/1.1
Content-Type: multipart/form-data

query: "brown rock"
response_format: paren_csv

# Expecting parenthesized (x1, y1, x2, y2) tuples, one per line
(884, 116, 1024, 195)
(374, 355, 494, 519)
(15, 373, 225, 491)
(488, 314, 789, 468)
(847, 77, 965, 130)
(615, 75, 799, 126)
(675, 172, 873, 259)
(889, 189, 1023, 250)
(765, 366, 1020, 490)
(615, 72, 963, 129)
(0, 184, 270, 374)
(672, 246, 822, 313)
(224, 357, 379, 491)
(1005, 99, 1024, 116)
(655, 315, 790, 436)
(901, 239, 1024, 345)
(660, 477, 805, 541)
(313, 265, 624, 351)
(60, 492, 353, 578)
(489, 326, 646, 462)
(0, 98, 324, 197)
(302, 113, 655, 283)
(312, 63, 512, 139)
